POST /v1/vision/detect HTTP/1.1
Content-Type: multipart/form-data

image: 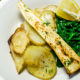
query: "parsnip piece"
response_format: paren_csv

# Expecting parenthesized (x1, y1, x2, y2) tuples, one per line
(26, 46, 56, 79)
(11, 25, 29, 54)
(18, 1, 80, 74)
(24, 21, 45, 45)
(9, 43, 24, 73)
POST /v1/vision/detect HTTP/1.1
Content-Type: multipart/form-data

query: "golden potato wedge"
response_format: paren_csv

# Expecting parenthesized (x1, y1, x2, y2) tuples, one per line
(24, 46, 43, 66)
(11, 25, 29, 54)
(29, 30, 45, 46)
(44, 5, 58, 13)
(25, 46, 56, 79)
(9, 43, 24, 73)
(24, 22, 30, 34)
(24, 21, 45, 46)
(24, 45, 51, 66)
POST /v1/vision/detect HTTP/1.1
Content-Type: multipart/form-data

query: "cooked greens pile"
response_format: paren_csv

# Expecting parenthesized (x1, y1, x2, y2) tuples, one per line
(53, 15, 80, 67)
(51, 50, 63, 67)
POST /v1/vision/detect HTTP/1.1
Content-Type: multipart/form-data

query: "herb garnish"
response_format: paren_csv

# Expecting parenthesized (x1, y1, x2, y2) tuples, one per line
(25, 10, 28, 12)
(64, 58, 73, 66)
(24, 4, 26, 7)
(58, 41, 61, 45)
(43, 21, 50, 26)
(46, 68, 47, 72)
(49, 69, 53, 74)
(45, 31, 48, 34)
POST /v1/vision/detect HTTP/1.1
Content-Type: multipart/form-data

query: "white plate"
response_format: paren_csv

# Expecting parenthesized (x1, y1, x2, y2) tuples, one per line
(0, 0, 80, 80)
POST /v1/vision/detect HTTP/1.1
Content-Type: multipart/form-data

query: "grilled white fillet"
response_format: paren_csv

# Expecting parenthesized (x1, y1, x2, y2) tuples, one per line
(18, 1, 80, 74)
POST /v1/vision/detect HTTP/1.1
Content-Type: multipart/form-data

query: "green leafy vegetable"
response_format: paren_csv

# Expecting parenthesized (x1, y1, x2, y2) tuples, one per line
(56, 15, 80, 57)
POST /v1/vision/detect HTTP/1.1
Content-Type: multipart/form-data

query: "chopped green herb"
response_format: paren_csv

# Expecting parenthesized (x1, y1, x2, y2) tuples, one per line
(43, 21, 50, 26)
(45, 65, 48, 67)
(58, 41, 61, 44)
(70, 58, 73, 63)
(46, 68, 47, 72)
(24, 4, 26, 7)
(45, 36, 46, 39)
(45, 31, 48, 34)
(27, 8, 31, 10)
(28, 17, 31, 20)
(64, 58, 73, 66)
(25, 9, 28, 12)
(49, 69, 53, 74)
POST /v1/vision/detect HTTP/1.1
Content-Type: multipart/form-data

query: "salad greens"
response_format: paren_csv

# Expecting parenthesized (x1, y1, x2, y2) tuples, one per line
(53, 15, 80, 67)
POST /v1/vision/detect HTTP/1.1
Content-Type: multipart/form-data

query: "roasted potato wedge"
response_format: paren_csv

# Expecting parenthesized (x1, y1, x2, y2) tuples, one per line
(24, 21, 45, 46)
(26, 46, 57, 79)
(9, 43, 24, 73)
(24, 46, 43, 66)
(11, 25, 29, 54)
